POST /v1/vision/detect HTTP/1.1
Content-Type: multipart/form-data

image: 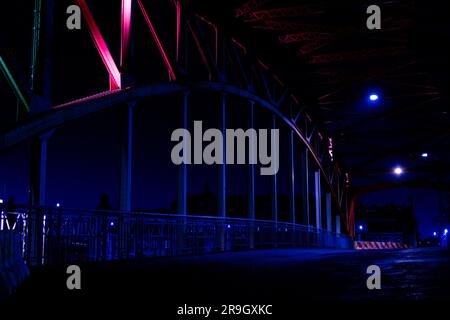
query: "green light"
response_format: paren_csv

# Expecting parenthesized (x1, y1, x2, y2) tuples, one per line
(0, 56, 30, 112)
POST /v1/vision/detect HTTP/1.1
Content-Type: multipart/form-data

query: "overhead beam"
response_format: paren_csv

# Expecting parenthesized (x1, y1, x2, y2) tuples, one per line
(309, 46, 407, 64)
(279, 32, 332, 44)
(235, 0, 269, 18)
(247, 4, 325, 21)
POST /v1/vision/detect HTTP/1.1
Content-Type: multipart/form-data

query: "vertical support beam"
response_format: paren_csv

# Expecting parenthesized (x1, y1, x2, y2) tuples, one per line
(218, 94, 226, 217)
(288, 130, 296, 224)
(336, 215, 341, 234)
(248, 101, 256, 249)
(29, 133, 51, 265)
(177, 93, 188, 215)
(247, 101, 255, 220)
(30, 0, 42, 93)
(119, 102, 135, 211)
(271, 115, 278, 223)
(326, 192, 332, 232)
(314, 171, 322, 229)
(42, 0, 54, 104)
(30, 134, 51, 206)
(301, 148, 310, 226)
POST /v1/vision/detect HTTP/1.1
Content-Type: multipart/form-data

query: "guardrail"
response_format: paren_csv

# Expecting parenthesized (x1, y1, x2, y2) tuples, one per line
(0, 231, 30, 299)
(0, 205, 352, 266)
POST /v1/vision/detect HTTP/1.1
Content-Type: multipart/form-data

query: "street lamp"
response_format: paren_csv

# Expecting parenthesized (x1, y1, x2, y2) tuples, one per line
(393, 166, 404, 176)
(368, 93, 379, 102)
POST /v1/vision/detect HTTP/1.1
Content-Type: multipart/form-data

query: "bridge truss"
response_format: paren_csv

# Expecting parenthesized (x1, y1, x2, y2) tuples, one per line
(0, 0, 353, 261)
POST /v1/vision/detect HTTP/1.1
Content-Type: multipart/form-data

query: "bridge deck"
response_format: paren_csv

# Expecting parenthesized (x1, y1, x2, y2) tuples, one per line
(4, 248, 450, 314)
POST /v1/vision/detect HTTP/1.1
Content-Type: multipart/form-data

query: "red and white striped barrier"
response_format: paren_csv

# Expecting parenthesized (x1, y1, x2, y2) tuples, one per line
(354, 241, 409, 250)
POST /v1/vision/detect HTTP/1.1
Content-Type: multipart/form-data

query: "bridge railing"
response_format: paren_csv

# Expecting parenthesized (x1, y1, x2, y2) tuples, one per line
(0, 205, 352, 266)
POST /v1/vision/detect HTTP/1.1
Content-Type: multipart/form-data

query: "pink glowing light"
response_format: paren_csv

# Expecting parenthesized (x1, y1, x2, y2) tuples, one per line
(121, 0, 133, 69)
(137, 0, 177, 81)
(77, 0, 121, 89)
(176, 1, 181, 63)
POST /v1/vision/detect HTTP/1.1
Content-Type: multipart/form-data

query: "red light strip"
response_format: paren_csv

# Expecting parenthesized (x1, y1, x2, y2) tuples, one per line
(175, 1, 181, 63)
(137, 0, 177, 81)
(76, 0, 121, 89)
(121, 0, 132, 69)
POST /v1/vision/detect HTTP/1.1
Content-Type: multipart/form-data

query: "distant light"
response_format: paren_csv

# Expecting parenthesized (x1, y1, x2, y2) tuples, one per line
(110, 221, 115, 227)
(56, 203, 60, 208)
(444, 229, 448, 236)
(393, 166, 404, 176)
(369, 94, 379, 102)
(433, 232, 437, 237)
(0, 199, 3, 204)
(421, 153, 428, 158)
(227, 224, 231, 229)
(359, 225, 364, 231)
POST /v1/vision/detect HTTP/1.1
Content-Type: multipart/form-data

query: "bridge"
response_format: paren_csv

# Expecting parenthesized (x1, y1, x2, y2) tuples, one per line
(1, 0, 450, 309)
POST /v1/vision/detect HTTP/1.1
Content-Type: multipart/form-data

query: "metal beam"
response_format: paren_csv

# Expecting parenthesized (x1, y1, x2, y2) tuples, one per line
(76, 0, 121, 89)
(248, 101, 255, 220)
(235, 0, 269, 18)
(309, 46, 407, 64)
(178, 93, 188, 215)
(120, 0, 133, 69)
(314, 171, 322, 229)
(248, 4, 325, 20)
(119, 102, 135, 211)
(289, 130, 296, 224)
(279, 32, 331, 44)
(0, 56, 30, 112)
(271, 115, 278, 223)
(218, 94, 226, 217)
(137, 0, 177, 81)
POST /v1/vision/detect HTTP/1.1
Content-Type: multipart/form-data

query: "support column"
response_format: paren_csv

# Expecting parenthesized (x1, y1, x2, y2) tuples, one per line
(336, 215, 341, 235)
(31, 0, 55, 113)
(248, 101, 256, 249)
(42, 0, 54, 104)
(326, 192, 332, 232)
(29, 132, 52, 265)
(177, 93, 188, 215)
(119, 102, 135, 211)
(288, 131, 296, 224)
(247, 101, 255, 220)
(314, 171, 322, 229)
(271, 115, 278, 223)
(218, 94, 226, 217)
(30, 133, 52, 206)
(301, 148, 310, 226)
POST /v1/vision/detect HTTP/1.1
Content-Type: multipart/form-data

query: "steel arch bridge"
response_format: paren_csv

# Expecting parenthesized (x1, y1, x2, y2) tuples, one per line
(0, 0, 352, 265)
